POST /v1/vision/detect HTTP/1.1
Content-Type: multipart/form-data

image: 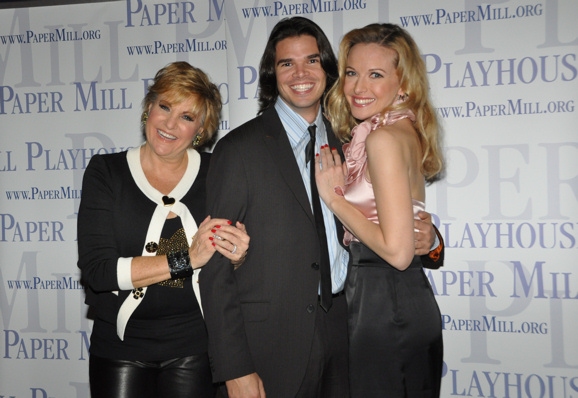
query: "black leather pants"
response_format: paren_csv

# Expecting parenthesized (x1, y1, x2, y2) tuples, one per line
(89, 353, 216, 398)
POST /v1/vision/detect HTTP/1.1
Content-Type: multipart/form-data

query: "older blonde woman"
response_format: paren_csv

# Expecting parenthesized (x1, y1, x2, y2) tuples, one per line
(78, 62, 249, 398)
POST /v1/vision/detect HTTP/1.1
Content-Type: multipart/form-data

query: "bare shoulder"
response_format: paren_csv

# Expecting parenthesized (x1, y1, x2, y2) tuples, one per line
(366, 120, 417, 156)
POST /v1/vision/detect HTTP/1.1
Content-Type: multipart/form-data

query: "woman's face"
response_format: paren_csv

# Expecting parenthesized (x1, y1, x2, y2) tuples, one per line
(145, 93, 203, 160)
(343, 42, 403, 121)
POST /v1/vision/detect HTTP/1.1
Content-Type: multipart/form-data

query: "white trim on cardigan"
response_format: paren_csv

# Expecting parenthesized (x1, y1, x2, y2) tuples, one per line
(117, 257, 134, 290)
(116, 145, 202, 340)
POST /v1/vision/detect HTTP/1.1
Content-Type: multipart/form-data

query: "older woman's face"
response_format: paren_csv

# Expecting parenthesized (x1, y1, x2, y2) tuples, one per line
(145, 94, 203, 160)
(343, 42, 403, 121)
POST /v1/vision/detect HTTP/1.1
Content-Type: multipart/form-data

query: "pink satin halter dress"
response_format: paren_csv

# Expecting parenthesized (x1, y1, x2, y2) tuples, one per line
(341, 111, 443, 397)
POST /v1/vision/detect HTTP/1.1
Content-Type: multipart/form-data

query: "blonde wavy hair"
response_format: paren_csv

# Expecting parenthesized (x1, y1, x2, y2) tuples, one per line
(325, 23, 444, 183)
(142, 62, 222, 148)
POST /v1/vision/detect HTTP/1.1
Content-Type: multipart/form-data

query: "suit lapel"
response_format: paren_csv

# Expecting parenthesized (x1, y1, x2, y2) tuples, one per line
(324, 117, 347, 247)
(324, 118, 341, 152)
(261, 108, 315, 223)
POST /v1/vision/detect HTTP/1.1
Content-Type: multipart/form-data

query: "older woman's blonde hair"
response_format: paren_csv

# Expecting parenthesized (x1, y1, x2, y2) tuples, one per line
(325, 23, 444, 183)
(142, 62, 222, 148)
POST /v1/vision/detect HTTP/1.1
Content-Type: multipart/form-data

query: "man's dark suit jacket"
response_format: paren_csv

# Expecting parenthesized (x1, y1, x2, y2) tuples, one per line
(199, 106, 444, 397)
(200, 106, 345, 396)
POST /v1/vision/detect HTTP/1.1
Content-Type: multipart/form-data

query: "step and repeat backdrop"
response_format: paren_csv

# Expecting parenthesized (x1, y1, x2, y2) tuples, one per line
(1, 0, 577, 397)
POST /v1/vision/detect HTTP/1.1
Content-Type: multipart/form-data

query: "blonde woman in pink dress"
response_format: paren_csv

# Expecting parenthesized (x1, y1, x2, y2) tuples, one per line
(316, 23, 445, 397)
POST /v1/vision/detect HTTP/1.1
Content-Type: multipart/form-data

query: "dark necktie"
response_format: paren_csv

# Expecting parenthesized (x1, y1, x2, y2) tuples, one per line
(307, 124, 333, 312)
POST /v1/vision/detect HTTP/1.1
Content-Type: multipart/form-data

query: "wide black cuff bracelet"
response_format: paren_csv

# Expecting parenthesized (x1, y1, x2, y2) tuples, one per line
(167, 249, 193, 279)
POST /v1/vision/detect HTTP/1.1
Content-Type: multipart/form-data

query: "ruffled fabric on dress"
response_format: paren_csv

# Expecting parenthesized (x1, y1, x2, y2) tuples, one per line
(340, 110, 416, 245)
(343, 111, 416, 186)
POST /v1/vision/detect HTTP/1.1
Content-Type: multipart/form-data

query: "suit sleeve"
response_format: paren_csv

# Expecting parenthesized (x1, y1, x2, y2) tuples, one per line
(420, 225, 444, 270)
(199, 137, 256, 382)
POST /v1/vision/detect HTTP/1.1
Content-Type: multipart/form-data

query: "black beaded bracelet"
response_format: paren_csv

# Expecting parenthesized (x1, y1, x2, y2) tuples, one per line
(167, 249, 193, 279)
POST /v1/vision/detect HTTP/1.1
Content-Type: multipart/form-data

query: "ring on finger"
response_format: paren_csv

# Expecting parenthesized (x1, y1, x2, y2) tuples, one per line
(213, 234, 223, 240)
(231, 244, 237, 254)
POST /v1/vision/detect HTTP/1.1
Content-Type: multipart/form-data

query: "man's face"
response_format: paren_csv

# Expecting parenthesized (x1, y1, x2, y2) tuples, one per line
(275, 35, 327, 124)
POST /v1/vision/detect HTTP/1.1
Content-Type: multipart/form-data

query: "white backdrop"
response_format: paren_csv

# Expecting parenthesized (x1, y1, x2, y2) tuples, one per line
(1, 1, 577, 397)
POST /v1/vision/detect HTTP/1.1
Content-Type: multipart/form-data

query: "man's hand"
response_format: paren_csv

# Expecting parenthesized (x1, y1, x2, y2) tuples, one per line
(414, 210, 436, 256)
(226, 373, 266, 398)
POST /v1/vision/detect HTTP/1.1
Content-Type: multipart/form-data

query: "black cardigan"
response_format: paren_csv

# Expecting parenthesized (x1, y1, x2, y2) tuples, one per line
(77, 150, 210, 360)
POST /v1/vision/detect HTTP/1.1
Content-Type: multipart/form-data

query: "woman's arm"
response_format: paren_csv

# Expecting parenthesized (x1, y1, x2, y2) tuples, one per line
(316, 125, 417, 270)
(77, 155, 177, 291)
(77, 155, 249, 291)
(130, 216, 249, 288)
(77, 155, 126, 292)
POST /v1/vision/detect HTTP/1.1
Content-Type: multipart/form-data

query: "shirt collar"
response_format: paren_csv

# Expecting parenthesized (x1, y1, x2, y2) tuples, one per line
(275, 97, 325, 147)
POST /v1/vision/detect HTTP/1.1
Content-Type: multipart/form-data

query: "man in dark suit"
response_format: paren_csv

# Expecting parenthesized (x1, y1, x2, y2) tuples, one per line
(200, 17, 443, 398)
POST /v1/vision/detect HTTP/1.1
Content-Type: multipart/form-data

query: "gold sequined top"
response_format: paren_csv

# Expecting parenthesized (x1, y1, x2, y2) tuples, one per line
(156, 227, 189, 288)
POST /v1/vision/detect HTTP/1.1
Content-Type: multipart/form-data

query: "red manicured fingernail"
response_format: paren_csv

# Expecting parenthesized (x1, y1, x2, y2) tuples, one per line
(212, 242, 216, 246)
(211, 229, 216, 233)
(332, 147, 336, 151)
(227, 220, 232, 225)
(215, 225, 221, 228)
(209, 237, 214, 241)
